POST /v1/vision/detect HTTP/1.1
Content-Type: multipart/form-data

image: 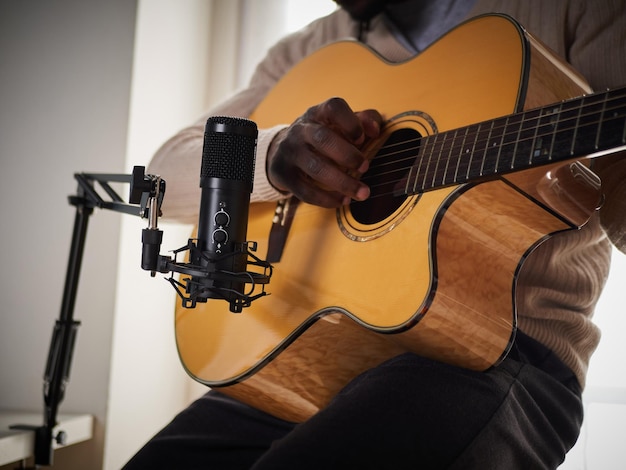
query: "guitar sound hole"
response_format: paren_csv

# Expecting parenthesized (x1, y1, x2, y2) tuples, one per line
(350, 127, 422, 225)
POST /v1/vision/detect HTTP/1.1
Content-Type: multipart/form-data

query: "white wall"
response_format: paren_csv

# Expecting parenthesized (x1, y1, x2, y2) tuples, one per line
(0, 1, 136, 468)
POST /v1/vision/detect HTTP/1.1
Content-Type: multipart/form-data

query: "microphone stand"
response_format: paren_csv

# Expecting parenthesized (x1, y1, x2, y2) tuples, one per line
(10, 167, 164, 468)
(10, 165, 271, 467)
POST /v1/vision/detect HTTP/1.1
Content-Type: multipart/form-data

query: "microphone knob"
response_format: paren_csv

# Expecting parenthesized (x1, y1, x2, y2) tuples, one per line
(212, 228, 228, 245)
(214, 210, 230, 227)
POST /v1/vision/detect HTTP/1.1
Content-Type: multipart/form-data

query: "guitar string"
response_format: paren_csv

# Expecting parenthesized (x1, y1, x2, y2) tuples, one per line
(358, 92, 626, 201)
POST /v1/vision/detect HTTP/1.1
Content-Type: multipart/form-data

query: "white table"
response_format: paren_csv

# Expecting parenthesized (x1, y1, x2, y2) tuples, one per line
(0, 412, 93, 467)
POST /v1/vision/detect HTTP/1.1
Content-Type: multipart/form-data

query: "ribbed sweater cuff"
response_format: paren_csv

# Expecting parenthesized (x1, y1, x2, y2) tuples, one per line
(252, 123, 291, 202)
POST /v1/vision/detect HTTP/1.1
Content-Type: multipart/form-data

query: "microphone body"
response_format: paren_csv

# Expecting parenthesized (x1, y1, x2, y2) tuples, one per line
(192, 116, 257, 311)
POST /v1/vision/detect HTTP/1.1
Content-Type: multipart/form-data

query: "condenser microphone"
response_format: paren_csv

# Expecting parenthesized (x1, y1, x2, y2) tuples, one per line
(189, 116, 258, 311)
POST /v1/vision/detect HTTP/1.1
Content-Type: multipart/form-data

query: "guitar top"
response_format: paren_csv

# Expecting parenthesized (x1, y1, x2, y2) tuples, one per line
(173, 14, 623, 422)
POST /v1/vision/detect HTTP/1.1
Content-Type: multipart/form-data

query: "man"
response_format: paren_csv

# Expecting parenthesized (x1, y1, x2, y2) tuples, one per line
(124, 1, 626, 468)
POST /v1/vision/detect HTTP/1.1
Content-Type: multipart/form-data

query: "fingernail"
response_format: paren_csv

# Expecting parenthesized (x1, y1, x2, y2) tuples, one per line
(366, 118, 381, 138)
(356, 185, 370, 201)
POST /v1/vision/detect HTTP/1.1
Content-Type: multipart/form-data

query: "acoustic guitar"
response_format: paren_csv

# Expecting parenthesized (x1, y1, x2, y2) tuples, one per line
(174, 14, 626, 422)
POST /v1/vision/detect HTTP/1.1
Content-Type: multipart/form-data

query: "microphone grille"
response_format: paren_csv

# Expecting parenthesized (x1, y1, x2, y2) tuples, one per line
(201, 116, 257, 186)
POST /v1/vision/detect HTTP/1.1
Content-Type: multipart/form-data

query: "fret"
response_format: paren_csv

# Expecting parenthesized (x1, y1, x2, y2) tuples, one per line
(618, 88, 626, 144)
(623, 90, 626, 144)
(428, 131, 449, 189)
(482, 115, 508, 176)
(404, 163, 414, 196)
(529, 105, 561, 167)
(441, 128, 460, 186)
(596, 89, 626, 150)
(479, 120, 495, 176)
(414, 133, 436, 192)
(466, 122, 481, 180)
(407, 136, 423, 193)
(572, 93, 606, 156)
(551, 98, 581, 160)
(467, 122, 492, 180)
(491, 115, 509, 175)
(510, 111, 527, 170)
(594, 93, 608, 150)
(569, 97, 583, 156)
(529, 110, 541, 165)
(622, 89, 626, 144)
(512, 108, 541, 171)
(546, 103, 562, 161)
(405, 139, 416, 194)
(497, 112, 523, 172)
(421, 133, 439, 191)
(457, 123, 479, 183)
(453, 126, 471, 183)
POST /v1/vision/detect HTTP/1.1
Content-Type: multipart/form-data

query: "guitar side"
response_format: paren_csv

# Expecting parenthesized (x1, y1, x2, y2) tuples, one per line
(174, 15, 596, 422)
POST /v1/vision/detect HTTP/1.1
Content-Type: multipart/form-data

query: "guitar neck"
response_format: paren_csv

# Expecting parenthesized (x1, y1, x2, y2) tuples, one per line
(402, 86, 626, 195)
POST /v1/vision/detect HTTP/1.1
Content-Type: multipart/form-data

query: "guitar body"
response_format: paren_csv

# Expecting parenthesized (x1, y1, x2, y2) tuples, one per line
(175, 15, 598, 422)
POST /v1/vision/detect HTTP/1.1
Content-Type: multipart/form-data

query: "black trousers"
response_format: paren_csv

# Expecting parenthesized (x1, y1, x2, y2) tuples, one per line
(123, 332, 583, 469)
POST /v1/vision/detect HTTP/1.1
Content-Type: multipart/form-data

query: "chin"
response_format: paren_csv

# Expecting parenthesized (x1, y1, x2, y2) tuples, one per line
(334, 0, 390, 21)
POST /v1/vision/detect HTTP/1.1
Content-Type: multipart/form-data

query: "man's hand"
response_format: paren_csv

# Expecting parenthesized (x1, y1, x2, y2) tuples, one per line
(267, 97, 383, 208)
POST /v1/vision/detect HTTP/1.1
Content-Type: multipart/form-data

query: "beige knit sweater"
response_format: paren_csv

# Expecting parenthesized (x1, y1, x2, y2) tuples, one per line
(148, 0, 626, 388)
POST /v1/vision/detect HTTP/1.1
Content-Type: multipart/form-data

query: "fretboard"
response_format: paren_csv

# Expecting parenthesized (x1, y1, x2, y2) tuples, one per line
(403, 86, 626, 195)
